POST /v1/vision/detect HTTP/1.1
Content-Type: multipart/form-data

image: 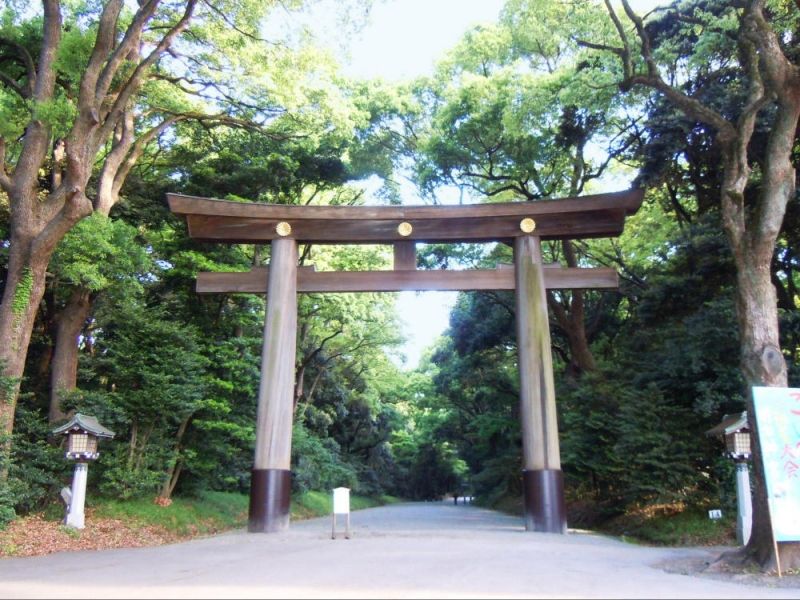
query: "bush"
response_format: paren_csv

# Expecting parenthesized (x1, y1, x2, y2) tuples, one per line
(291, 423, 357, 494)
(0, 482, 16, 529)
(7, 406, 69, 515)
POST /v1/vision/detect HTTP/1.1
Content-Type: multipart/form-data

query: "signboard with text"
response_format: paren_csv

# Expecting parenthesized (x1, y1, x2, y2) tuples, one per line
(752, 386, 800, 542)
(333, 487, 350, 515)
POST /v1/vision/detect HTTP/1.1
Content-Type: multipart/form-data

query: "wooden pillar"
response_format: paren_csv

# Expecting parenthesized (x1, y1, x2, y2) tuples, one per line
(514, 235, 567, 533)
(249, 238, 298, 533)
(393, 241, 416, 271)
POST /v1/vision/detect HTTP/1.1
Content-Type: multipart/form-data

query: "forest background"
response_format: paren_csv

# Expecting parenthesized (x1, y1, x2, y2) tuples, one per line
(0, 0, 798, 568)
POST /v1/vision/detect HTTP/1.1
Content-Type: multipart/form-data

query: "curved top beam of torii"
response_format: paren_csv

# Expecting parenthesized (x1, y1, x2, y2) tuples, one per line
(167, 188, 643, 245)
(169, 188, 644, 294)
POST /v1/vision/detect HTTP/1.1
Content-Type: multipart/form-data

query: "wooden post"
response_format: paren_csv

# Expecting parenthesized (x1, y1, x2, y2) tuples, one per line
(514, 235, 567, 533)
(393, 242, 416, 271)
(248, 238, 298, 533)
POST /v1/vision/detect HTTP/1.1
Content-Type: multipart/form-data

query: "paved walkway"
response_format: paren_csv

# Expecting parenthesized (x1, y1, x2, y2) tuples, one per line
(0, 502, 797, 599)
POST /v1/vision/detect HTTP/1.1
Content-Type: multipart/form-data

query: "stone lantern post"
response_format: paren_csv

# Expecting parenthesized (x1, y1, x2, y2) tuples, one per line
(706, 411, 752, 545)
(52, 414, 115, 529)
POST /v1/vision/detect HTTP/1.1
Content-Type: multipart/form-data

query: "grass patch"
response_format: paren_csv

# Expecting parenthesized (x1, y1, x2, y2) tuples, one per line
(599, 503, 736, 547)
(291, 491, 399, 520)
(483, 493, 736, 548)
(93, 490, 400, 537)
(94, 490, 249, 537)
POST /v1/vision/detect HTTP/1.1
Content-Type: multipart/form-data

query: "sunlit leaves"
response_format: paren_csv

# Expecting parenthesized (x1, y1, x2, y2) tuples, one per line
(51, 213, 149, 293)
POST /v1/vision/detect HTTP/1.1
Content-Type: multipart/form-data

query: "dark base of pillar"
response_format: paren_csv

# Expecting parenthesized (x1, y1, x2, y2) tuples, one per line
(248, 469, 291, 533)
(522, 469, 567, 534)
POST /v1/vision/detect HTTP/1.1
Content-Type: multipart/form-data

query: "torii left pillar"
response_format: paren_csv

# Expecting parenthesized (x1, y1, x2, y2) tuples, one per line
(249, 238, 298, 532)
(515, 235, 567, 533)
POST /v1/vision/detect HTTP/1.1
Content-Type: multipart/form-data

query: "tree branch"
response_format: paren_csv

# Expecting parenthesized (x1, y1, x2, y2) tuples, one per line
(94, 0, 198, 153)
(94, 0, 162, 104)
(603, 0, 634, 81)
(79, 0, 125, 110)
(13, 0, 61, 196)
(112, 115, 184, 196)
(200, 0, 275, 43)
(31, 187, 93, 259)
(0, 38, 37, 97)
(95, 106, 136, 214)
(603, 0, 735, 139)
(575, 39, 624, 57)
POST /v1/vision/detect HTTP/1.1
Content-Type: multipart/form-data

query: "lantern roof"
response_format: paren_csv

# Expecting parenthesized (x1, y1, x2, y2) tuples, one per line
(52, 413, 115, 439)
(705, 411, 748, 437)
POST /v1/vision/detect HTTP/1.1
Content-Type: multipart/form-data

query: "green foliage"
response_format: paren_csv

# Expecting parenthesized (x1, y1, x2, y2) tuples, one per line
(97, 457, 166, 501)
(603, 506, 736, 547)
(0, 480, 15, 530)
(0, 88, 27, 140)
(52, 213, 149, 293)
(414, 0, 628, 202)
(95, 491, 250, 536)
(0, 404, 66, 528)
(290, 490, 397, 520)
(6, 406, 69, 515)
(292, 422, 357, 494)
(67, 305, 209, 500)
(31, 94, 77, 138)
(612, 384, 699, 505)
(11, 267, 32, 317)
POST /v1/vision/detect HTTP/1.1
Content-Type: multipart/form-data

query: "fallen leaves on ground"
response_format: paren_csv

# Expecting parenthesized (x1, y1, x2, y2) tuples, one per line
(0, 509, 184, 558)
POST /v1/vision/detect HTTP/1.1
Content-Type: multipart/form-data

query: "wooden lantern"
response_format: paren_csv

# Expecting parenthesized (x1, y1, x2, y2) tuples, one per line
(52, 413, 115, 461)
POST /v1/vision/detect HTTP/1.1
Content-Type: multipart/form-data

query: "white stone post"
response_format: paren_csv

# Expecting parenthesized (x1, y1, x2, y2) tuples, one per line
(735, 461, 752, 545)
(65, 462, 88, 529)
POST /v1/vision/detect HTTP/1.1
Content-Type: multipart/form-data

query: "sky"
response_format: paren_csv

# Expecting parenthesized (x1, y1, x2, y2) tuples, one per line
(295, 0, 667, 369)
(344, 0, 508, 369)
(342, 0, 506, 80)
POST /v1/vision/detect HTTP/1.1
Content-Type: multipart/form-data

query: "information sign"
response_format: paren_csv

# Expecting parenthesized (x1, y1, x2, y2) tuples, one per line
(752, 386, 800, 542)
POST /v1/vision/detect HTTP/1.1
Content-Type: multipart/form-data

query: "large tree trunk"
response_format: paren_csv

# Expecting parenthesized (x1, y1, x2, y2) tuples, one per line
(734, 258, 794, 568)
(725, 153, 798, 570)
(0, 237, 57, 450)
(157, 415, 192, 502)
(49, 288, 93, 423)
(547, 240, 597, 376)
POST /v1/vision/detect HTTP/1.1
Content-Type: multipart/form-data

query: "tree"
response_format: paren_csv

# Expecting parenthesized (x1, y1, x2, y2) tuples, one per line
(0, 0, 267, 451)
(582, 0, 799, 568)
(414, 13, 637, 375)
(0, 0, 380, 434)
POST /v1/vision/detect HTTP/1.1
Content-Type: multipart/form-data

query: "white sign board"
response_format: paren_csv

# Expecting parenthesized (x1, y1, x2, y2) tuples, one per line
(333, 487, 350, 515)
(752, 386, 800, 542)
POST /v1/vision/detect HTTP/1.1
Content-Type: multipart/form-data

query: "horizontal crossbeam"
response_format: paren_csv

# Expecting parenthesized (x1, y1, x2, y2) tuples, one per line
(168, 189, 643, 245)
(196, 266, 619, 294)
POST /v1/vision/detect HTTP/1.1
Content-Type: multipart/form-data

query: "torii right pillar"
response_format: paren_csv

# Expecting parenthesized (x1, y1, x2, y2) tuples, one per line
(515, 235, 567, 533)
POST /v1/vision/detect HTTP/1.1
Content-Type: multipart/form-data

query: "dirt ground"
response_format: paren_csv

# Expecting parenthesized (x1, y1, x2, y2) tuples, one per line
(0, 510, 183, 557)
(657, 551, 800, 590)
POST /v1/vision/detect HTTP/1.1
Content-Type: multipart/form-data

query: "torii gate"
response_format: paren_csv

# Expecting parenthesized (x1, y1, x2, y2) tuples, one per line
(169, 188, 643, 534)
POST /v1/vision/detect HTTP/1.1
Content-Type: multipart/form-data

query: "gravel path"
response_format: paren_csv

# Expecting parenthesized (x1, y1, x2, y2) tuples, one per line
(0, 501, 797, 599)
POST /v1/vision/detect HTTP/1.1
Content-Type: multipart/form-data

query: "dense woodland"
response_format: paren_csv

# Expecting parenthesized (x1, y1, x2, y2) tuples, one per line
(0, 0, 798, 570)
